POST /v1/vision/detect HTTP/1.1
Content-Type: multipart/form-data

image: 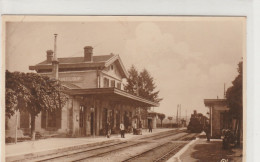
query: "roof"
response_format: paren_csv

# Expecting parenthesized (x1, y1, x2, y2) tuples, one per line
(61, 82, 81, 89)
(29, 54, 128, 78)
(147, 110, 164, 115)
(64, 87, 159, 107)
(37, 55, 114, 65)
(204, 99, 227, 107)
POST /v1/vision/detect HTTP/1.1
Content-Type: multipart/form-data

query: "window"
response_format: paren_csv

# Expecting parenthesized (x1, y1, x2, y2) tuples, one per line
(102, 108, 108, 130)
(117, 83, 121, 90)
(20, 111, 30, 128)
(41, 109, 61, 129)
(47, 111, 57, 127)
(104, 78, 109, 88)
(111, 65, 114, 70)
(111, 80, 115, 87)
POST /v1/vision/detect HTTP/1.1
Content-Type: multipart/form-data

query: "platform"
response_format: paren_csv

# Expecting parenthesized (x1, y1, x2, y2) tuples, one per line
(5, 128, 174, 161)
(167, 134, 243, 162)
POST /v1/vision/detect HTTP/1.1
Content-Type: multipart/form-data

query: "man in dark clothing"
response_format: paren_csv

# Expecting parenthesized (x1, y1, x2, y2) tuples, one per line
(148, 123, 152, 133)
(139, 121, 142, 135)
(106, 122, 111, 138)
(133, 122, 137, 135)
(120, 122, 125, 138)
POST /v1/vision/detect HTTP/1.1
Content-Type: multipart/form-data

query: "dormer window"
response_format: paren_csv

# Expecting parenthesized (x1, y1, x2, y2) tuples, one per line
(111, 65, 114, 70)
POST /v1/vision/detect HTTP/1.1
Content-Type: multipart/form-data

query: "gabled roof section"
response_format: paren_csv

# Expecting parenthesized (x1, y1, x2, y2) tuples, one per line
(104, 54, 128, 78)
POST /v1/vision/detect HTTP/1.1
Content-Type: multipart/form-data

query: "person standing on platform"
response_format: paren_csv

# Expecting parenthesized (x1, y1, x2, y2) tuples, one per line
(204, 123, 211, 141)
(106, 121, 111, 138)
(133, 121, 137, 135)
(120, 122, 125, 138)
(148, 122, 152, 133)
(139, 121, 143, 135)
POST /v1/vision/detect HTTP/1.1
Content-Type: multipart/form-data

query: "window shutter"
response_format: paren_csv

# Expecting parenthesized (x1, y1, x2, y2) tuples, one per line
(56, 109, 62, 129)
(41, 111, 46, 128)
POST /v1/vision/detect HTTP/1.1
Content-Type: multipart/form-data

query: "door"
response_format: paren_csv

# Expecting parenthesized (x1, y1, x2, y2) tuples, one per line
(79, 105, 86, 136)
(116, 110, 120, 129)
(90, 112, 94, 135)
(124, 111, 129, 130)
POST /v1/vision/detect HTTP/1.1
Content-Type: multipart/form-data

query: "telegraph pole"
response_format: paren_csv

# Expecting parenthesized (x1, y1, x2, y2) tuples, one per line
(180, 104, 182, 122)
(179, 104, 181, 127)
(176, 104, 178, 126)
(224, 83, 226, 98)
(186, 109, 187, 124)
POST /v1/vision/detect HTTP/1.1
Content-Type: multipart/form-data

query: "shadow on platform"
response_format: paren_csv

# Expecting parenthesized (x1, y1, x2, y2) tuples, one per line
(191, 141, 234, 162)
(180, 138, 243, 162)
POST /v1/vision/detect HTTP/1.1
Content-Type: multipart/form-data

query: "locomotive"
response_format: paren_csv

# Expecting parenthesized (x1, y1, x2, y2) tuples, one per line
(187, 110, 208, 133)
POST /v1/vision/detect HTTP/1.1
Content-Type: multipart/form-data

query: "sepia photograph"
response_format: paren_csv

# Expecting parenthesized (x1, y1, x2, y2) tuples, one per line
(2, 16, 245, 162)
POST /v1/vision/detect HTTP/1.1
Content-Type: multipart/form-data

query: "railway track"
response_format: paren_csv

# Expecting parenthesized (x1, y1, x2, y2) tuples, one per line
(33, 141, 148, 162)
(123, 133, 199, 162)
(141, 130, 185, 141)
(138, 129, 183, 140)
(9, 130, 195, 162)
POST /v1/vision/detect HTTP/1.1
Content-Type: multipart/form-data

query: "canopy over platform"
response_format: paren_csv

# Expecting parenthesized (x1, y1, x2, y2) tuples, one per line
(64, 87, 159, 107)
(204, 99, 227, 107)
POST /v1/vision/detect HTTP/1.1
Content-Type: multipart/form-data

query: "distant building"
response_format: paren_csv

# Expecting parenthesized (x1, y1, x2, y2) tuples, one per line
(146, 110, 164, 129)
(204, 99, 229, 138)
(6, 45, 159, 138)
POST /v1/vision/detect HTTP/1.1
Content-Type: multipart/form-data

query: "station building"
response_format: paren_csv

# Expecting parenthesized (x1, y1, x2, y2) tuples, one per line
(6, 46, 158, 138)
(204, 99, 230, 138)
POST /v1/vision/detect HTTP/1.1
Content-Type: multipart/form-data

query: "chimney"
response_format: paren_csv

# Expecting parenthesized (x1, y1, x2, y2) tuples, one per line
(52, 34, 59, 80)
(46, 50, 54, 63)
(84, 46, 93, 62)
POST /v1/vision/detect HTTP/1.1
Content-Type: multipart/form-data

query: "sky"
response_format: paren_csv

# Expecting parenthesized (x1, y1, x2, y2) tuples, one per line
(5, 16, 245, 118)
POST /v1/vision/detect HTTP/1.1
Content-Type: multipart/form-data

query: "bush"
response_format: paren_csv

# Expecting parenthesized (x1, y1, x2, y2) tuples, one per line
(222, 129, 235, 149)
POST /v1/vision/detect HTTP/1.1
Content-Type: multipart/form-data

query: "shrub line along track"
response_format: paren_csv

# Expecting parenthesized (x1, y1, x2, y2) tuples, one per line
(9, 130, 192, 162)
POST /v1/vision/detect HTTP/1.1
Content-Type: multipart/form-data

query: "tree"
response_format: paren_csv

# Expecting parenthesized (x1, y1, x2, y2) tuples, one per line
(139, 69, 162, 103)
(125, 66, 163, 123)
(124, 65, 139, 95)
(125, 65, 163, 103)
(6, 71, 68, 138)
(5, 89, 18, 118)
(226, 61, 242, 146)
(158, 113, 166, 127)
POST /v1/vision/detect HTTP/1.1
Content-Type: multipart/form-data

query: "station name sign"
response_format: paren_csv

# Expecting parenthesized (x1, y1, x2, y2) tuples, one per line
(59, 76, 83, 82)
